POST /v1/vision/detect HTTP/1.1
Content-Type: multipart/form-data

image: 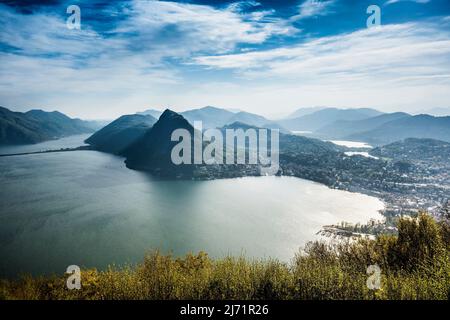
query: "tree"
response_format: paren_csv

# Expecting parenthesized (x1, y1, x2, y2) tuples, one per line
(439, 200, 450, 221)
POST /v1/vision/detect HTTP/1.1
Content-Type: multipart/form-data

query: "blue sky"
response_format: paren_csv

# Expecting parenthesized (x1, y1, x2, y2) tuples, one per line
(0, 0, 449, 119)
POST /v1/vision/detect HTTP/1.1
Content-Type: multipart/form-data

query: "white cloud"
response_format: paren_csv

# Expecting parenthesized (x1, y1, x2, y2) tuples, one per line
(114, 0, 297, 56)
(0, 1, 449, 118)
(292, 0, 337, 20)
(193, 21, 450, 86)
(227, 1, 261, 13)
(385, 0, 431, 5)
(0, 1, 298, 118)
(0, 1, 297, 61)
(189, 20, 450, 115)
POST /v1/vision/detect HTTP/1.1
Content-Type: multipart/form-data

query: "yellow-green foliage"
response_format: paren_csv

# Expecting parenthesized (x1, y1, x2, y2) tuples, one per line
(1, 213, 449, 300)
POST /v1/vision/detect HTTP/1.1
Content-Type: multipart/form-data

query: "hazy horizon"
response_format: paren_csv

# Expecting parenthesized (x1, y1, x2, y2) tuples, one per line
(2, 103, 450, 121)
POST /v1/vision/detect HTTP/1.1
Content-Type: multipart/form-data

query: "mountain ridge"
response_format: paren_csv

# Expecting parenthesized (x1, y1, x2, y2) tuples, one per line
(315, 112, 411, 139)
(278, 108, 383, 131)
(123, 109, 199, 176)
(85, 114, 157, 154)
(0, 106, 100, 145)
(346, 114, 450, 145)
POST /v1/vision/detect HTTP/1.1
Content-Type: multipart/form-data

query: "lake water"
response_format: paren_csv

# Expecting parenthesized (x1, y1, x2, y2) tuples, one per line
(0, 134, 91, 155)
(329, 140, 373, 149)
(0, 136, 383, 278)
(344, 152, 379, 159)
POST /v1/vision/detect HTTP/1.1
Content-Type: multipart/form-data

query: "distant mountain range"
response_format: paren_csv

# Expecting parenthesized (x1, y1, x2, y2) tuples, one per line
(346, 114, 450, 145)
(276, 108, 450, 145)
(138, 106, 287, 132)
(370, 138, 450, 164)
(286, 107, 325, 119)
(315, 112, 411, 139)
(0, 106, 101, 145)
(221, 121, 339, 153)
(85, 114, 157, 154)
(181, 106, 235, 129)
(414, 107, 450, 117)
(278, 108, 383, 132)
(3, 104, 450, 148)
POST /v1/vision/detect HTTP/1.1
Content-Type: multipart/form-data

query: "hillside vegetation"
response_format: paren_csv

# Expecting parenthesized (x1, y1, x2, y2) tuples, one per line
(85, 114, 157, 154)
(0, 106, 99, 145)
(1, 213, 448, 300)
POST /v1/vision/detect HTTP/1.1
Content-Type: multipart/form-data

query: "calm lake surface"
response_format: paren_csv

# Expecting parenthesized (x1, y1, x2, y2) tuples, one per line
(329, 140, 373, 149)
(0, 136, 383, 278)
(0, 134, 91, 155)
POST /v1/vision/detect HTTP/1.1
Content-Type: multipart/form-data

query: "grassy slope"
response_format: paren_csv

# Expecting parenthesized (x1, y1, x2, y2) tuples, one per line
(1, 214, 448, 300)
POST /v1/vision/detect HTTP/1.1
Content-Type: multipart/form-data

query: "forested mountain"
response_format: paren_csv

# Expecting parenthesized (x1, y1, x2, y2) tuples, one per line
(0, 106, 99, 145)
(85, 114, 157, 154)
(278, 108, 383, 131)
(316, 112, 411, 139)
(346, 115, 450, 144)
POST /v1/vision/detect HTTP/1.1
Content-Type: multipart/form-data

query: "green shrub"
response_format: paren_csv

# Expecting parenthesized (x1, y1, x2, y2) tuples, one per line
(0, 213, 448, 300)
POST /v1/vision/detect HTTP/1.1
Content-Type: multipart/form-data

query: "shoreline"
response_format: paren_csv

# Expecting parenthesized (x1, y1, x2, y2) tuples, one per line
(0, 144, 389, 219)
(0, 145, 94, 157)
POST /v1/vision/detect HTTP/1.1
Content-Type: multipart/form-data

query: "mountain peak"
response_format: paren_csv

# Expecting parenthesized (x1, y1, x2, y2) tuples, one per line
(158, 109, 193, 129)
(199, 106, 221, 111)
(85, 113, 157, 154)
(160, 108, 176, 116)
(123, 109, 196, 175)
